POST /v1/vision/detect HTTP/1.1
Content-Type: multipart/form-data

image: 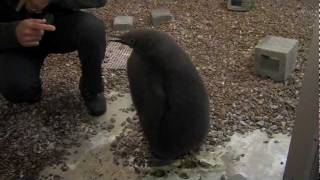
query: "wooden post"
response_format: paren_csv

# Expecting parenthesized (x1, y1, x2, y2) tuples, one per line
(283, 22, 319, 180)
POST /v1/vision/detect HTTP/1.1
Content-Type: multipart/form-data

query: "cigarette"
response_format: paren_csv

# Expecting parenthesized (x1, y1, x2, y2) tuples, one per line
(16, 0, 26, 12)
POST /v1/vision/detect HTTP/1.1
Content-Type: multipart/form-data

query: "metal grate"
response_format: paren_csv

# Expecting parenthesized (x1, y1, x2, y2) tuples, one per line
(103, 42, 132, 70)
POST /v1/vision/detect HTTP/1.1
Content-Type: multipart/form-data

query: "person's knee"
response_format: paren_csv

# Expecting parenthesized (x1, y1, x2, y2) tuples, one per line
(77, 13, 106, 45)
(1, 81, 42, 103)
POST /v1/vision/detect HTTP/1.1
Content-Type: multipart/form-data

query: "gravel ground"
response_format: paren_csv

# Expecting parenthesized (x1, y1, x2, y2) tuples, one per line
(0, 0, 317, 179)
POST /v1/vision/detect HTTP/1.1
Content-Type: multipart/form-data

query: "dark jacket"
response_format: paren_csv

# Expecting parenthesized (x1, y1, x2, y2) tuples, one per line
(0, 0, 106, 49)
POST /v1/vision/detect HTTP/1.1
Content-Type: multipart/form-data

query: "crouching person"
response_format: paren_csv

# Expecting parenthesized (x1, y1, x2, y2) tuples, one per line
(0, 0, 108, 116)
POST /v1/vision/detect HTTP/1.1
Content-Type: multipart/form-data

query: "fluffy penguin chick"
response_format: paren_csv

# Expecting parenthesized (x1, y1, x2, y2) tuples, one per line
(113, 29, 210, 166)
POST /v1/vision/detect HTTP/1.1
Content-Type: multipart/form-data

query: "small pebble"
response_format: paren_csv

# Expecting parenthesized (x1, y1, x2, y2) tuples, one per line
(256, 121, 265, 127)
(110, 117, 116, 123)
(110, 141, 118, 148)
(198, 161, 212, 169)
(151, 169, 166, 177)
(133, 115, 139, 121)
(271, 125, 278, 130)
(53, 175, 61, 180)
(60, 164, 69, 172)
(120, 121, 126, 127)
(106, 124, 115, 132)
(233, 156, 241, 161)
(178, 172, 190, 179)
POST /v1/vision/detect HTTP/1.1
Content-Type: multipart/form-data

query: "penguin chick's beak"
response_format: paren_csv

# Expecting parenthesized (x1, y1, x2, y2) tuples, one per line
(108, 35, 123, 43)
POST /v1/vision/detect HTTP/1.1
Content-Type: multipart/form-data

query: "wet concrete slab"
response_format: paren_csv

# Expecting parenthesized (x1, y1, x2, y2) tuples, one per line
(40, 92, 291, 180)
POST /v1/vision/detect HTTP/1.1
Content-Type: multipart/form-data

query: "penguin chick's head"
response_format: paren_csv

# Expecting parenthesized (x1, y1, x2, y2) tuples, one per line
(110, 29, 174, 54)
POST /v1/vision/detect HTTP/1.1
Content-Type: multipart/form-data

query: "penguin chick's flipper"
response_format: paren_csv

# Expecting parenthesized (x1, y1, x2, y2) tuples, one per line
(140, 77, 167, 159)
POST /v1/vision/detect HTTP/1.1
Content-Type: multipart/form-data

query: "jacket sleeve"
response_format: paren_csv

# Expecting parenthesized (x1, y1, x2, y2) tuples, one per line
(50, 0, 107, 9)
(0, 22, 20, 50)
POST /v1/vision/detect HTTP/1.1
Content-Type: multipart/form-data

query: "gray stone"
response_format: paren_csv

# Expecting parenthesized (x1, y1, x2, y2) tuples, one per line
(271, 125, 278, 130)
(254, 36, 298, 82)
(113, 16, 134, 31)
(227, 0, 255, 11)
(256, 121, 265, 127)
(229, 174, 247, 180)
(151, 8, 173, 26)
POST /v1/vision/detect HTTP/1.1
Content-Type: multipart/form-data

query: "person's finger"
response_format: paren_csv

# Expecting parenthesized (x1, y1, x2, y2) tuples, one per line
(27, 19, 56, 31)
(23, 35, 42, 43)
(30, 29, 44, 36)
(29, 19, 47, 24)
(23, 28, 44, 37)
(31, 22, 56, 31)
(22, 41, 40, 47)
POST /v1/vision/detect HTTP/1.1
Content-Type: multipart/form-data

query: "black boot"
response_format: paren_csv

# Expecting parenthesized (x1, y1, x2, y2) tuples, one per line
(79, 78, 106, 116)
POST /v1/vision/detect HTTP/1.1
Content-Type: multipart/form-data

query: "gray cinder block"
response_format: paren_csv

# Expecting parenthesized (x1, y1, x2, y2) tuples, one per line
(113, 16, 134, 31)
(151, 8, 173, 26)
(254, 36, 298, 82)
(227, 0, 255, 11)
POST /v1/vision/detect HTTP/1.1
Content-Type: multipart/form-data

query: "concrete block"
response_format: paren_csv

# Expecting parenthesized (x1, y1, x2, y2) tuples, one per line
(151, 8, 173, 26)
(227, 0, 255, 11)
(254, 36, 298, 82)
(113, 16, 134, 31)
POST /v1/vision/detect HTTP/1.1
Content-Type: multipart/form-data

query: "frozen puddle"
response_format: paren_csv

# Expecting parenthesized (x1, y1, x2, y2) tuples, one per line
(40, 93, 291, 180)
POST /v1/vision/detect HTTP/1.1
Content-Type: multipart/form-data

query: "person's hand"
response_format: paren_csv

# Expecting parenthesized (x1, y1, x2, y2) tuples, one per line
(16, 19, 56, 47)
(25, 0, 49, 13)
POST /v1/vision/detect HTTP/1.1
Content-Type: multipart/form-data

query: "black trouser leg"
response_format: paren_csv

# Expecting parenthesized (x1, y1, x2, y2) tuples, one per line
(41, 10, 107, 94)
(0, 51, 44, 103)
